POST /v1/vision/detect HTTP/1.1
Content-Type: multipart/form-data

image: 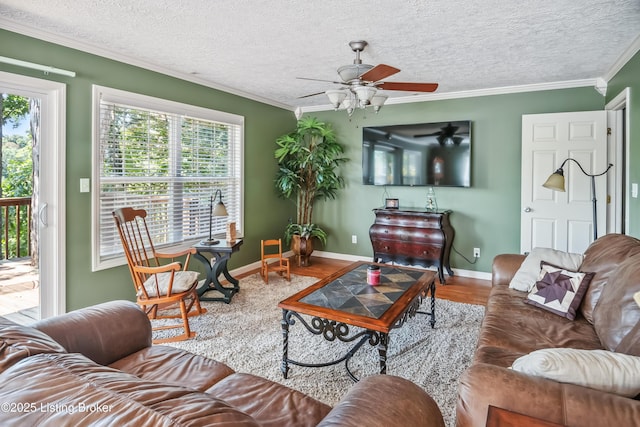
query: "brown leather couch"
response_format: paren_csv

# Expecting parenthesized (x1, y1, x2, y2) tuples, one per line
(456, 234, 640, 426)
(0, 300, 444, 426)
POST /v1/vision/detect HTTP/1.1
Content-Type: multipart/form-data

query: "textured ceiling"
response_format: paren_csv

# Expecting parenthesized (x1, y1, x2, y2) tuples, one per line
(1, 0, 639, 111)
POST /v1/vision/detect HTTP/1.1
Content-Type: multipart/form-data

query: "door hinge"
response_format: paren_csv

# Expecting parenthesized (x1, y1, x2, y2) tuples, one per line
(607, 127, 612, 136)
(607, 195, 611, 204)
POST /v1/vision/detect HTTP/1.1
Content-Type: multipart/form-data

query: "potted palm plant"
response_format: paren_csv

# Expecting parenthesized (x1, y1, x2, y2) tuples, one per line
(275, 116, 347, 266)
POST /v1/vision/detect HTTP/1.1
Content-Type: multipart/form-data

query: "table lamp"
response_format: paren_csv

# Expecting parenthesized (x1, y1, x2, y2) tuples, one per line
(200, 189, 228, 245)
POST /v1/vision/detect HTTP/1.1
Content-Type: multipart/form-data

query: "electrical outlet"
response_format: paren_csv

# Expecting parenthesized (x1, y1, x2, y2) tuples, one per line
(352, 235, 358, 244)
(473, 247, 480, 258)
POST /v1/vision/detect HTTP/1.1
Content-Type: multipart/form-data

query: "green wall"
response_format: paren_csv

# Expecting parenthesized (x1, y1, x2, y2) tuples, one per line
(1, 27, 637, 309)
(0, 29, 296, 310)
(310, 88, 606, 272)
(607, 50, 640, 235)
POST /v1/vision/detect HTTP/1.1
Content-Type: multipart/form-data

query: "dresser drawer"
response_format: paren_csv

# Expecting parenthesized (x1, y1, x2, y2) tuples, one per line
(374, 213, 442, 229)
(372, 239, 443, 259)
(369, 225, 445, 245)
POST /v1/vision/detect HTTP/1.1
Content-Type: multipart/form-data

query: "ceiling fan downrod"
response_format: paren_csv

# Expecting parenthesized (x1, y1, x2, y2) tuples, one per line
(349, 40, 368, 65)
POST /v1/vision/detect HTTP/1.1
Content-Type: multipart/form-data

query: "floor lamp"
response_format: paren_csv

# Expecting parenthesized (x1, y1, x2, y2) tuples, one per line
(542, 158, 613, 241)
(200, 190, 229, 245)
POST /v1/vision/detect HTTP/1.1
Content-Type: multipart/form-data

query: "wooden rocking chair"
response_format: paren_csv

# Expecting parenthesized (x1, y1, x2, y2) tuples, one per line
(260, 239, 290, 284)
(113, 207, 206, 343)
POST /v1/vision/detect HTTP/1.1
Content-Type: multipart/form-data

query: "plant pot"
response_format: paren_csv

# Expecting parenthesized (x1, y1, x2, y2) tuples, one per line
(291, 235, 314, 267)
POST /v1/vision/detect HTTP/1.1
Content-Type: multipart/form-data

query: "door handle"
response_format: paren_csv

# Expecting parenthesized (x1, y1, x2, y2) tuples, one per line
(39, 203, 48, 227)
(524, 207, 532, 213)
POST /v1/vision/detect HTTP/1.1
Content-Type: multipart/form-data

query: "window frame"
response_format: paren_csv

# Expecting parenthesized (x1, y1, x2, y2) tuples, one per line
(91, 85, 244, 271)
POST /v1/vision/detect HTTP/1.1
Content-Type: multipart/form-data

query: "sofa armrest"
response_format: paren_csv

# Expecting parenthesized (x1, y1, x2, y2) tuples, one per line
(457, 363, 640, 427)
(318, 375, 444, 427)
(492, 254, 526, 287)
(33, 300, 152, 366)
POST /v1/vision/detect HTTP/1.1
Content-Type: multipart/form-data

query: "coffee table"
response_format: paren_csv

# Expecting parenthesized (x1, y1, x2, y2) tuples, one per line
(278, 261, 436, 381)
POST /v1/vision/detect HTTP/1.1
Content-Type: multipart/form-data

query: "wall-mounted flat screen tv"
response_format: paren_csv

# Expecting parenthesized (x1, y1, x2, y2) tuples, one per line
(362, 120, 471, 187)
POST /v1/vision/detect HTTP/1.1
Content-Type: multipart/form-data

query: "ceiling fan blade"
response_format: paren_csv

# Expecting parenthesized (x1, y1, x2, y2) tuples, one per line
(297, 91, 327, 99)
(360, 64, 401, 82)
(296, 77, 343, 85)
(377, 82, 439, 92)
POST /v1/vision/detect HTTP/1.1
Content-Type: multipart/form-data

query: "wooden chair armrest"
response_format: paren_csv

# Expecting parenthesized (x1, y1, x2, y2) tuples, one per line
(133, 262, 182, 275)
(155, 247, 197, 259)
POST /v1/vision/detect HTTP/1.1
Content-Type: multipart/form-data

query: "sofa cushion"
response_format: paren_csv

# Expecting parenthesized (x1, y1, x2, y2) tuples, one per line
(0, 352, 260, 426)
(580, 234, 640, 324)
(110, 345, 235, 392)
(524, 263, 594, 320)
(474, 285, 602, 368)
(511, 348, 640, 397)
(508, 247, 583, 292)
(207, 372, 332, 427)
(0, 317, 66, 371)
(592, 253, 640, 355)
(140, 271, 199, 298)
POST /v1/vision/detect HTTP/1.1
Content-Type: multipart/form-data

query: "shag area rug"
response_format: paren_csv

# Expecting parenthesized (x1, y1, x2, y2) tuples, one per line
(162, 272, 485, 427)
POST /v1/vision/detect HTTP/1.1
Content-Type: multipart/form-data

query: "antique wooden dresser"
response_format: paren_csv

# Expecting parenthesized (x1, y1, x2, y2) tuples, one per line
(369, 208, 454, 283)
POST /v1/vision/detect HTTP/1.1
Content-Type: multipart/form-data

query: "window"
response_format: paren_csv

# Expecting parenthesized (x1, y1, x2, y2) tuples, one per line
(92, 85, 244, 271)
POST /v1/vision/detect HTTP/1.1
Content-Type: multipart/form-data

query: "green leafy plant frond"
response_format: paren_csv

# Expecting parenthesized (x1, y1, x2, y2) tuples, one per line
(274, 116, 348, 240)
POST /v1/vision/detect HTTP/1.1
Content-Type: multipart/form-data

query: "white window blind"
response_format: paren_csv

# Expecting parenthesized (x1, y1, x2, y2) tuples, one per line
(92, 85, 244, 271)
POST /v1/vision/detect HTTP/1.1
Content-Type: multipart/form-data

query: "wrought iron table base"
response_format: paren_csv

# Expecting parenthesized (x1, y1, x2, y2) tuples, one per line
(280, 280, 436, 381)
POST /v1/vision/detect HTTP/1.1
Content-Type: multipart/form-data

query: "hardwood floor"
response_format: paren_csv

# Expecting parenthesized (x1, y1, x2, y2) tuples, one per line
(250, 256, 491, 306)
(1, 256, 490, 327)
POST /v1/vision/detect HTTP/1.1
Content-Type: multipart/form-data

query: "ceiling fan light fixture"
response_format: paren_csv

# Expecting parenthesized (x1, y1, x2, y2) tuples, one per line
(340, 97, 355, 116)
(325, 89, 348, 110)
(298, 41, 438, 117)
(354, 85, 377, 105)
(371, 92, 388, 113)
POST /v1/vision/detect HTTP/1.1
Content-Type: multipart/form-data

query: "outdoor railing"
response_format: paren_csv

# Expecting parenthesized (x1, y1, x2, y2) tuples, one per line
(0, 197, 32, 260)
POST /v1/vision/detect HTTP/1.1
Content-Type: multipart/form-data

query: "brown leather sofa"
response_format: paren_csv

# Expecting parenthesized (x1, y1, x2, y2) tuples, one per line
(0, 299, 445, 426)
(457, 234, 640, 426)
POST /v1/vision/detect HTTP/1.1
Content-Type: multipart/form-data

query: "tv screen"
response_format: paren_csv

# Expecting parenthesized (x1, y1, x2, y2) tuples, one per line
(362, 120, 471, 187)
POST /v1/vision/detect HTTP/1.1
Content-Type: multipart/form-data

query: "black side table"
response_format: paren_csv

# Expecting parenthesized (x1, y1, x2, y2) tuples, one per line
(193, 239, 243, 303)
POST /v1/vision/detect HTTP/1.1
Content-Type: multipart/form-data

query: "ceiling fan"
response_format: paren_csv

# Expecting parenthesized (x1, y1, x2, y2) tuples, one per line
(298, 40, 438, 115)
(415, 122, 465, 146)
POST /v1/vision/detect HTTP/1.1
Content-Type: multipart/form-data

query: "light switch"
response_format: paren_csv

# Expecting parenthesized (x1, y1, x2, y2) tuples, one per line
(80, 178, 90, 193)
(632, 183, 638, 198)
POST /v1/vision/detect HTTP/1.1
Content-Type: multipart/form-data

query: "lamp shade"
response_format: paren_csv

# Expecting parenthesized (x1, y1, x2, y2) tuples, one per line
(325, 90, 347, 109)
(542, 168, 566, 192)
(212, 190, 229, 216)
(213, 200, 228, 217)
(371, 92, 388, 113)
(354, 85, 377, 104)
(341, 97, 355, 116)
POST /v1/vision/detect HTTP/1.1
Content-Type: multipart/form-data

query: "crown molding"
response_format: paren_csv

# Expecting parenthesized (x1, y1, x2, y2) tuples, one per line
(0, 18, 291, 110)
(299, 78, 600, 113)
(602, 33, 640, 82)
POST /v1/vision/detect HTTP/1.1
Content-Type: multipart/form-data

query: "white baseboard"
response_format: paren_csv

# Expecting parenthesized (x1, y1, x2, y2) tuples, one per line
(313, 250, 492, 281)
(230, 250, 491, 282)
(229, 250, 296, 277)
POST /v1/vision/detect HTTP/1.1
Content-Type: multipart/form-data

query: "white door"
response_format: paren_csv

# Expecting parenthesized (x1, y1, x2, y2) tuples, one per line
(521, 111, 608, 254)
(0, 71, 66, 318)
